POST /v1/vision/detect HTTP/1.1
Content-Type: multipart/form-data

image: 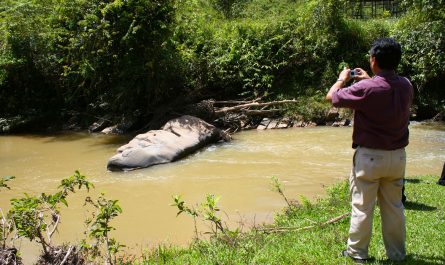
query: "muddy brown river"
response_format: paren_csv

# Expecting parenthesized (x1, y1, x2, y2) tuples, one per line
(1, 122, 444, 262)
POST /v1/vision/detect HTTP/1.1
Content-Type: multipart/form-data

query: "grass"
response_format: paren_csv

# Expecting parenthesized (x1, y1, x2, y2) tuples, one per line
(135, 175, 445, 264)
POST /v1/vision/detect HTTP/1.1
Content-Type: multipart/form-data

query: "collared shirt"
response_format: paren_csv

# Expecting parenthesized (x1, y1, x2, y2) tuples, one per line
(332, 70, 414, 150)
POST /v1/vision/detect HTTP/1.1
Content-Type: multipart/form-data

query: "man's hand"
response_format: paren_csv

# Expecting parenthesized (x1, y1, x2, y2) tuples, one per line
(352, 68, 371, 81)
(339, 68, 351, 83)
(326, 67, 350, 101)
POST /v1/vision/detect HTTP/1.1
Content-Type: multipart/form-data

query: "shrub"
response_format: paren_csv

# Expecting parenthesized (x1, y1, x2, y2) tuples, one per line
(0, 0, 179, 118)
(392, 2, 445, 118)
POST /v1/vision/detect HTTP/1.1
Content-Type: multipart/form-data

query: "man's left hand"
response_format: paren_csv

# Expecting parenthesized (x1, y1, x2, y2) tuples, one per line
(339, 68, 351, 83)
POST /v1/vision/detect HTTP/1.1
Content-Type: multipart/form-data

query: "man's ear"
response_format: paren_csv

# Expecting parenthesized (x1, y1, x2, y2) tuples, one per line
(370, 56, 379, 73)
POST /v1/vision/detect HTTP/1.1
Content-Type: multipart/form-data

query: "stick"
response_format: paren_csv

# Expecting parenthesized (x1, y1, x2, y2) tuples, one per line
(258, 212, 350, 233)
(212, 100, 257, 105)
(59, 246, 73, 265)
(212, 97, 263, 105)
(48, 213, 60, 243)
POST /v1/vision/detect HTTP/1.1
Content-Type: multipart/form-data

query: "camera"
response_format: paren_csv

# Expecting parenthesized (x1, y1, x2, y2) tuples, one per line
(350, 69, 357, 78)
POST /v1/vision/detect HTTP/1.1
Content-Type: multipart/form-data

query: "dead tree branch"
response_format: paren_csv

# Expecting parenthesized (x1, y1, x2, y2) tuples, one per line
(257, 212, 350, 233)
(214, 99, 297, 116)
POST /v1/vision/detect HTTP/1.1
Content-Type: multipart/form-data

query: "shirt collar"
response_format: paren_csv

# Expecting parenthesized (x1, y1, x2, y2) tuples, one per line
(375, 70, 396, 78)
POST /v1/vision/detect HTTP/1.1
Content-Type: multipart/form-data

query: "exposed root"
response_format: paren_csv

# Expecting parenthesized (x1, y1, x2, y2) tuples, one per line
(35, 245, 85, 265)
(0, 248, 22, 265)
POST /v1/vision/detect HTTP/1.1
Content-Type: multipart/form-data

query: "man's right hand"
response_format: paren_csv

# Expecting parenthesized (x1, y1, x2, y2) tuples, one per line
(353, 68, 371, 81)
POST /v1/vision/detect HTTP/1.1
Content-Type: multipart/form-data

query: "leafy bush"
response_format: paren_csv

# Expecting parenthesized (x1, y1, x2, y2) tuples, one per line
(53, 0, 179, 113)
(8, 171, 93, 256)
(0, 0, 178, 118)
(175, 0, 349, 100)
(392, 1, 445, 118)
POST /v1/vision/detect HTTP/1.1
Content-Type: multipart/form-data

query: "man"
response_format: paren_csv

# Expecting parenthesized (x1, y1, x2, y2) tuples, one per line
(326, 38, 414, 263)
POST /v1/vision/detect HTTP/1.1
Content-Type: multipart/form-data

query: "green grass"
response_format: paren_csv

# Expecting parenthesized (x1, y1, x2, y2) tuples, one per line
(135, 175, 445, 264)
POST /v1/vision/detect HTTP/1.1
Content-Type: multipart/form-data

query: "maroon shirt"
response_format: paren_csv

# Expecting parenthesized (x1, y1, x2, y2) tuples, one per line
(332, 70, 414, 150)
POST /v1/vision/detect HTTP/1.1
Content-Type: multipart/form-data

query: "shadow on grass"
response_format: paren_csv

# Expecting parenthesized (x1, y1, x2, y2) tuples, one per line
(405, 179, 421, 184)
(404, 201, 436, 211)
(378, 254, 445, 264)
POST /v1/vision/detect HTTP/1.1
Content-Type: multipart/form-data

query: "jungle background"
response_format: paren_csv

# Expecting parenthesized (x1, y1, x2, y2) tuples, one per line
(0, 0, 444, 132)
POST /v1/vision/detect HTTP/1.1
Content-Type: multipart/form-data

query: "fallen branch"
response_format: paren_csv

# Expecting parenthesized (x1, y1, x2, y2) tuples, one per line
(257, 212, 350, 233)
(214, 99, 298, 116)
(212, 100, 257, 105)
(241, 109, 281, 116)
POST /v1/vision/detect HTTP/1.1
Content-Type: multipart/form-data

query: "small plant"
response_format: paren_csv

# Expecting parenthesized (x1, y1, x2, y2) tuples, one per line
(201, 194, 225, 236)
(82, 193, 124, 265)
(0, 176, 15, 191)
(171, 194, 226, 239)
(1, 176, 15, 249)
(172, 195, 199, 240)
(0, 176, 21, 265)
(8, 171, 93, 257)
(270, 176, 292, 208)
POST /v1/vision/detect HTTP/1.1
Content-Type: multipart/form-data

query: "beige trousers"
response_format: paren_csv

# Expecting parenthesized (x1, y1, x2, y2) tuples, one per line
(347, 146, 406, 261)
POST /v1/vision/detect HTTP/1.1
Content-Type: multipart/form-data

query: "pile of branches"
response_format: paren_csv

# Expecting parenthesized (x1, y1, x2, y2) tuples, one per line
(185, 99, 298, 133)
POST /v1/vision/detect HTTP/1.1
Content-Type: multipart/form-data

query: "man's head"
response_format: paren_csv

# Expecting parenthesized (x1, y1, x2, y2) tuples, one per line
(369, 38, 402, 71)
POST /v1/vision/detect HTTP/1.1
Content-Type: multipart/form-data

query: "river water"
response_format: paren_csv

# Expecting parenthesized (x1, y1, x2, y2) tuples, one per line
(1, 122, 444, 261)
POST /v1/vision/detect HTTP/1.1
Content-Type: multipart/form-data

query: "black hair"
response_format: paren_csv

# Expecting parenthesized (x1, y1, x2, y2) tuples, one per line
(370, 38, 402, 70)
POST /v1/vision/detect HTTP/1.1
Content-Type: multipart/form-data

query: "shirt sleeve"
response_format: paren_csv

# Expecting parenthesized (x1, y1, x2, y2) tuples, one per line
(332, 81, 369, 110)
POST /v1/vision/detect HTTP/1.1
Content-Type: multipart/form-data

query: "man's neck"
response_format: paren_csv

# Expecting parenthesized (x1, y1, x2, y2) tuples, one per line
(376, 69, 396, 77)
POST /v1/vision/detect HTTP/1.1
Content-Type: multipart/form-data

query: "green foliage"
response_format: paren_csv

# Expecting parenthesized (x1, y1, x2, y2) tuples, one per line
(201, 194, 224, 235)
(7, 171, 93, 255)
(0, 172, 126, 263)
(172, 193, 226, 238)
(0, 0, 178, 118)
(175, 0, 348, 100)
(0, 0, 60, 116)
(172, 195, 198, 218)
(270, 176, 292, 207)
(392, 2, 445, 118)
(83, 193, 124, 265)
(60, 170, 94, 194)
(53, 0, 179, 113)
(0, 176, 15, 249)
(1, 0, 444, 125)
(0, 176, 15, 190)
(171, 195, 200, 240)
(209, 0, 246, 18)
(284, 93, 332, 123)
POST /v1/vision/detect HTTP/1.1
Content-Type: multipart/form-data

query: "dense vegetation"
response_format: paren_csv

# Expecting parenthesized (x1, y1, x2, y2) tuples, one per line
(0, 0, 444, 131)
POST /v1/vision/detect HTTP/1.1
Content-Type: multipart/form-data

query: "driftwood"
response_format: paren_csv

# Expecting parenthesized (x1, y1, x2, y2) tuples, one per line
(257, 212, 350, 233)
(213, 99, 298, 117)
(205, 99, 300, 133)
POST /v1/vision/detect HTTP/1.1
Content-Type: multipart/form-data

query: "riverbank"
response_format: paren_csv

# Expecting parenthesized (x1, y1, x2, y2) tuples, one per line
(137, 175, 445, 264)
(0, 97, 347, 134)
(1, 98, 443, 135)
